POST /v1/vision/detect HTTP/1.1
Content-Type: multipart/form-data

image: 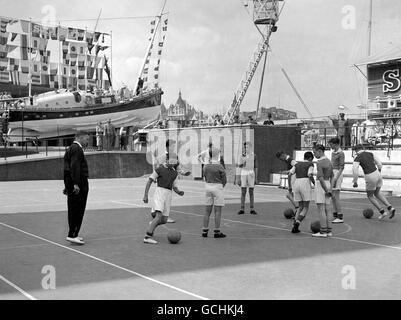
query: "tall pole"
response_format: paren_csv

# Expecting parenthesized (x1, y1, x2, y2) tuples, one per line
(28, 18, 32, 99)
(366, 0, 373, 120)
(256, 32, 268, 121)
(367, 0, 373, 56)
(110, 30, 113, 88)
(135, 0, 167, 93)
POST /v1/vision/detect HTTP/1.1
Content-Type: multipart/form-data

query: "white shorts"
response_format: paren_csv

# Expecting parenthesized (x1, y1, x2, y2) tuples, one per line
(152, 187, 173, 217)
(333, 169, 343, 191)
(365, 170, 383, 191)
(315, 180, 331, 204)
(293, 178, 312, 202)
(205, 183, 225, 207)
(240, 170, 255, 188)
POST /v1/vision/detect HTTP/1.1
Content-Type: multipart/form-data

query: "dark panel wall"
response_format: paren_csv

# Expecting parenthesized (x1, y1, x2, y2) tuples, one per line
(253, 125, 301, 182)
(0, 152, 152, 181)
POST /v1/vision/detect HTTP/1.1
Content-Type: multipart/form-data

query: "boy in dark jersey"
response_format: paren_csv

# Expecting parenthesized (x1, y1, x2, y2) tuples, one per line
(313, 145, 334, 238)
(142, 158, 185, 244)
(276, 151, 298, 210)
(352, 144, 396, 219)
(202, 147, 227, 238)
(288, 151, 315, 233)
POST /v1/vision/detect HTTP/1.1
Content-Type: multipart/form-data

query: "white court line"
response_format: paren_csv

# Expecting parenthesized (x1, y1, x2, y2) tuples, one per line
(0, 275, 37, 300)
(0, 222, 208, 300)
(113, 201, 401, 252)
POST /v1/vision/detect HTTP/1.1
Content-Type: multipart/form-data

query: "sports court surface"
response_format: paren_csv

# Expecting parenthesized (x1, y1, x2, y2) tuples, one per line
(1, 178, 401, 300)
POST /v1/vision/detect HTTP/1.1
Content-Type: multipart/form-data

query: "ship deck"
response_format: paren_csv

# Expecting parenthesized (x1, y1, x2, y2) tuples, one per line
(1, 178, 401, 300)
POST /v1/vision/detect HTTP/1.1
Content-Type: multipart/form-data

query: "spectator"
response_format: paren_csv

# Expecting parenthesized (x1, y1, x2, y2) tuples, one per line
(263, 113, 275, 125)
(337, 113, 346, 149)
(95, 121, 104, 151)
(136, 78, 144, 96)
(119, 127, 127, 150)
(247, 115, 257, 124)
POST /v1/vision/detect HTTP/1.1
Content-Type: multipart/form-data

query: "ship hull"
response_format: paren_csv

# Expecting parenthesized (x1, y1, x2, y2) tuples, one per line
(7, 90, 162, 141)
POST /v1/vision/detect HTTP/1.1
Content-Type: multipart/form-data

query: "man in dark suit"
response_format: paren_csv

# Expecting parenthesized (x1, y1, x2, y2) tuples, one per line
(63, 131, 90, 245)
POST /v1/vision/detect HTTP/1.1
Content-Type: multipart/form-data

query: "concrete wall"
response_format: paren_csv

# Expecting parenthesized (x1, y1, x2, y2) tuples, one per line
(0, 152, 152, 181)
(294, 150, 401, 196)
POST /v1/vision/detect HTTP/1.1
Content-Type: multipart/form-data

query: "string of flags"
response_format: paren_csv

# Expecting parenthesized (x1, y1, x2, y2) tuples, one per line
(0, 15, 111, 90)
(142, 16, 168, 87)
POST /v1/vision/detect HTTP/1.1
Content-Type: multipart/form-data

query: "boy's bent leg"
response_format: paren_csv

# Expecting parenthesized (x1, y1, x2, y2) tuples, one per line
(366, 190, 388, 219)
(374, 187, 396, 219)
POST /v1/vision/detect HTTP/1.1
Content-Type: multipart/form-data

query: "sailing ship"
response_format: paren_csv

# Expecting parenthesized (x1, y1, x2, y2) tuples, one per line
(0, 9, 168, 141)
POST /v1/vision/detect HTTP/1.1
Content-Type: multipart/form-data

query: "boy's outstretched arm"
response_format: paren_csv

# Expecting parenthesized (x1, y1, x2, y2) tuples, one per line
(172, 180, 184, 196)
(143, 178, 154, 203)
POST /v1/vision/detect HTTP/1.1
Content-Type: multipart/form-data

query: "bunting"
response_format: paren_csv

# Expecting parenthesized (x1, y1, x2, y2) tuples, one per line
(0, 16, 112, 92)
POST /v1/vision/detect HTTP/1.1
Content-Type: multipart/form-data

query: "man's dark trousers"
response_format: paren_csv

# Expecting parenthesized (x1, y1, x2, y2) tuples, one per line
(67, 178, 89, 238)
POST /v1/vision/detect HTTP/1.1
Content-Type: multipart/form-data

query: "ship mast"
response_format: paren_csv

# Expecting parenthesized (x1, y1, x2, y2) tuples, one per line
(28, 18, 32, 102)
(135, 0, 167, 94)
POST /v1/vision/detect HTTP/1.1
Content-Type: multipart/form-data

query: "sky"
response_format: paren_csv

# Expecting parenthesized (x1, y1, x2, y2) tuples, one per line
(2, 0, 401, 118)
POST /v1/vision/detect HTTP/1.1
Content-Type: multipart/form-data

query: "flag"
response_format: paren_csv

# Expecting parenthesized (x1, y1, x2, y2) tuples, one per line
(94, 32, 101, 43)
(19, 60, 29, 73)
(68, 27, 77, 40)
(49, 27, 58, 40)
(62, 41, 69, 55)
(31, 74, 41, 85)
(10, 32, 18, 42)
(154, 74, 159, 80)
(41, 74, 50, 86)
(154, 66, 159, 72)
(19, 72, 29, 85)
(86, 67, 94, 79)
(78, 66, 85, 79)
(0, 18, 11, 33)
(70, 66, 77, 77)
(162, 26, 168, 32)
(86, 31, 94, 53)
(58, 27, 68, 41)
(0, 35, 7, 45)
(151, 20, 156, 25)
(41, 62, 49, 73)
(20, 20, 29, 33)
(0, 57, 7, 69)
(77, 29, 85, 41)
(151, 29, 155, 34)
(31, 23, 42, 37)
(0, 70, 9, 82)
(95, 45, 109, 56)
(20, 34, 28, 60)
(49, 63, 58, 75)
(41, 27, 50, 39)
(10, 70, 20, 85)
